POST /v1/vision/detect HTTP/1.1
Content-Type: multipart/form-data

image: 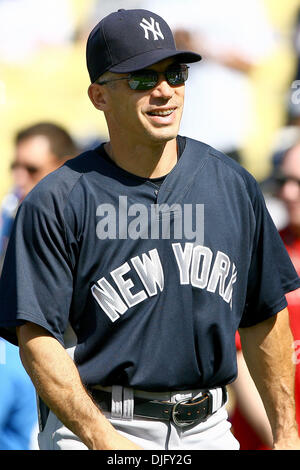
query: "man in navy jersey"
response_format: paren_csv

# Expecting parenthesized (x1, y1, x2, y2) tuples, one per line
(0, 9, 300, 450)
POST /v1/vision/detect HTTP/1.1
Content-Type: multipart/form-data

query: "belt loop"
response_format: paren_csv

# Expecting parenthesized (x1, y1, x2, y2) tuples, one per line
(111, 385, 123, 419)
(210, 387, 223, 413)
(122, 387, 134, 420)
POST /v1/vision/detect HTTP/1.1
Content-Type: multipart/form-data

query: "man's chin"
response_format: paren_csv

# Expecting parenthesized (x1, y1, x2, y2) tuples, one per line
(145, 126, 179, 144)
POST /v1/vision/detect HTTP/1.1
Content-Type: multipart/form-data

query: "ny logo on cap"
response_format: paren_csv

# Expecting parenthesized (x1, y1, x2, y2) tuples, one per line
(140, 17, 164, 41)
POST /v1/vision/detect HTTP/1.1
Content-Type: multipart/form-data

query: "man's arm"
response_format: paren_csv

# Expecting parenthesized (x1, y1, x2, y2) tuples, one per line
(239, 308, 300, 449)
(230, 348, 273, 448)
(16, 322, 142, 450)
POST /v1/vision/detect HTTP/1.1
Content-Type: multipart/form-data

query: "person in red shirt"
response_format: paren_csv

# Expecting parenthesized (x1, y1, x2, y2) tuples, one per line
(230, 142, 300, 449)
(278, 142, 300, 428)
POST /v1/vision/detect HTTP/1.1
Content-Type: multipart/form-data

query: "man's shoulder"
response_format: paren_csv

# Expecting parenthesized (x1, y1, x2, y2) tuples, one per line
(21, 149, 99, 214)
(185, 136, 258, 192)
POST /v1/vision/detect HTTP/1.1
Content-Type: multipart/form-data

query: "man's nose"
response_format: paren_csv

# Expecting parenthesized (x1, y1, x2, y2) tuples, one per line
(150, 75, 175, 100)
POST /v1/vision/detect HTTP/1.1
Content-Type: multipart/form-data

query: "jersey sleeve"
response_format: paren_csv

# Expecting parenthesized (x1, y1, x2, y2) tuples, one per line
(0, 198, 74, 346)
(239, 179, 300, 327)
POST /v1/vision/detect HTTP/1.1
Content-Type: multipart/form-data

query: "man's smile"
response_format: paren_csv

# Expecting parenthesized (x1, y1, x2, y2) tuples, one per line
(147, 107, 177, 117)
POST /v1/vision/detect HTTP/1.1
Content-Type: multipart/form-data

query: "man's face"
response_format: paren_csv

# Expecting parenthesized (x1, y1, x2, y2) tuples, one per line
(12, 135, 59, 197)
(102, 58, 185, 146)
(278, 145, 300, 231)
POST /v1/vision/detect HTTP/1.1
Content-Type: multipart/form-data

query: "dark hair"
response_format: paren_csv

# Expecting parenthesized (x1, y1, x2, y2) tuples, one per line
(15, 122, 78, 161)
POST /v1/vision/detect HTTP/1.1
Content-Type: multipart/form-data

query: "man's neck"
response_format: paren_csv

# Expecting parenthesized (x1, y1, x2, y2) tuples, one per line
(104, 138, 178, 178)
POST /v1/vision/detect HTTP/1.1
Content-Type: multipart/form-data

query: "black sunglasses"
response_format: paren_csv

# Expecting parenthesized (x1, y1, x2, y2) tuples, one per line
(10, 161, 40, 175)
(275, 174, 300, 188)
(96, 64, 189, 90)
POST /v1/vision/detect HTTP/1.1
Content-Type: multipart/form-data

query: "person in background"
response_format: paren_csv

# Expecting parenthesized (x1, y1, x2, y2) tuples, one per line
(0, 122, 77, 449)
(277, 143, 300, 429)
(0, 122, 78, 274)
(230, 142, 300, 449)
(0, 337, 38, 449)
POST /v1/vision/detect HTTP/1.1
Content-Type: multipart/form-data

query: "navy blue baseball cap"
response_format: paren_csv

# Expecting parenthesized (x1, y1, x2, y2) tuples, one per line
(86, 9, 202, 83)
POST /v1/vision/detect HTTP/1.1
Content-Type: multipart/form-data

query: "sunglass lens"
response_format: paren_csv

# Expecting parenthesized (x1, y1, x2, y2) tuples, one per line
(128, 66, 188, 90)
(27, 166, 39, 174)
(10, 162, 39, 174)
(128, 72, 158, 90)
(167, 67, 188, 85)
(276, 176, 300, 188)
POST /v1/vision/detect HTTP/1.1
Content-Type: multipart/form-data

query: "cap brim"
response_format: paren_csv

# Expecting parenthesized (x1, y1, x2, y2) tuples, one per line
(109, 49, 201, 73)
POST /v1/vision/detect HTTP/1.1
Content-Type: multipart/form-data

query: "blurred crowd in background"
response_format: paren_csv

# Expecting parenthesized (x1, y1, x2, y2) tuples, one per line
(0, 0, 300, 450)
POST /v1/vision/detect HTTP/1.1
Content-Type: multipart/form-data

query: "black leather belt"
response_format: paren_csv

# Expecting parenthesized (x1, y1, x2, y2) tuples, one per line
(89, 387, 227, 428)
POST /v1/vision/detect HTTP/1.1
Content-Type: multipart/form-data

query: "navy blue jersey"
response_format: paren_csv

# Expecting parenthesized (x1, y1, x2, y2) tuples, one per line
(0, 137, 299, 391)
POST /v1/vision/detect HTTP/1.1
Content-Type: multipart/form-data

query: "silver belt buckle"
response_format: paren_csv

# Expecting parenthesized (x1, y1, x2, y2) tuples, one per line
(171, 397, 196, 428)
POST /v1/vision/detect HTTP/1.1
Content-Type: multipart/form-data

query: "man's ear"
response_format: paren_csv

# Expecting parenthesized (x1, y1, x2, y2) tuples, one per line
(88, 84, 108, 111)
